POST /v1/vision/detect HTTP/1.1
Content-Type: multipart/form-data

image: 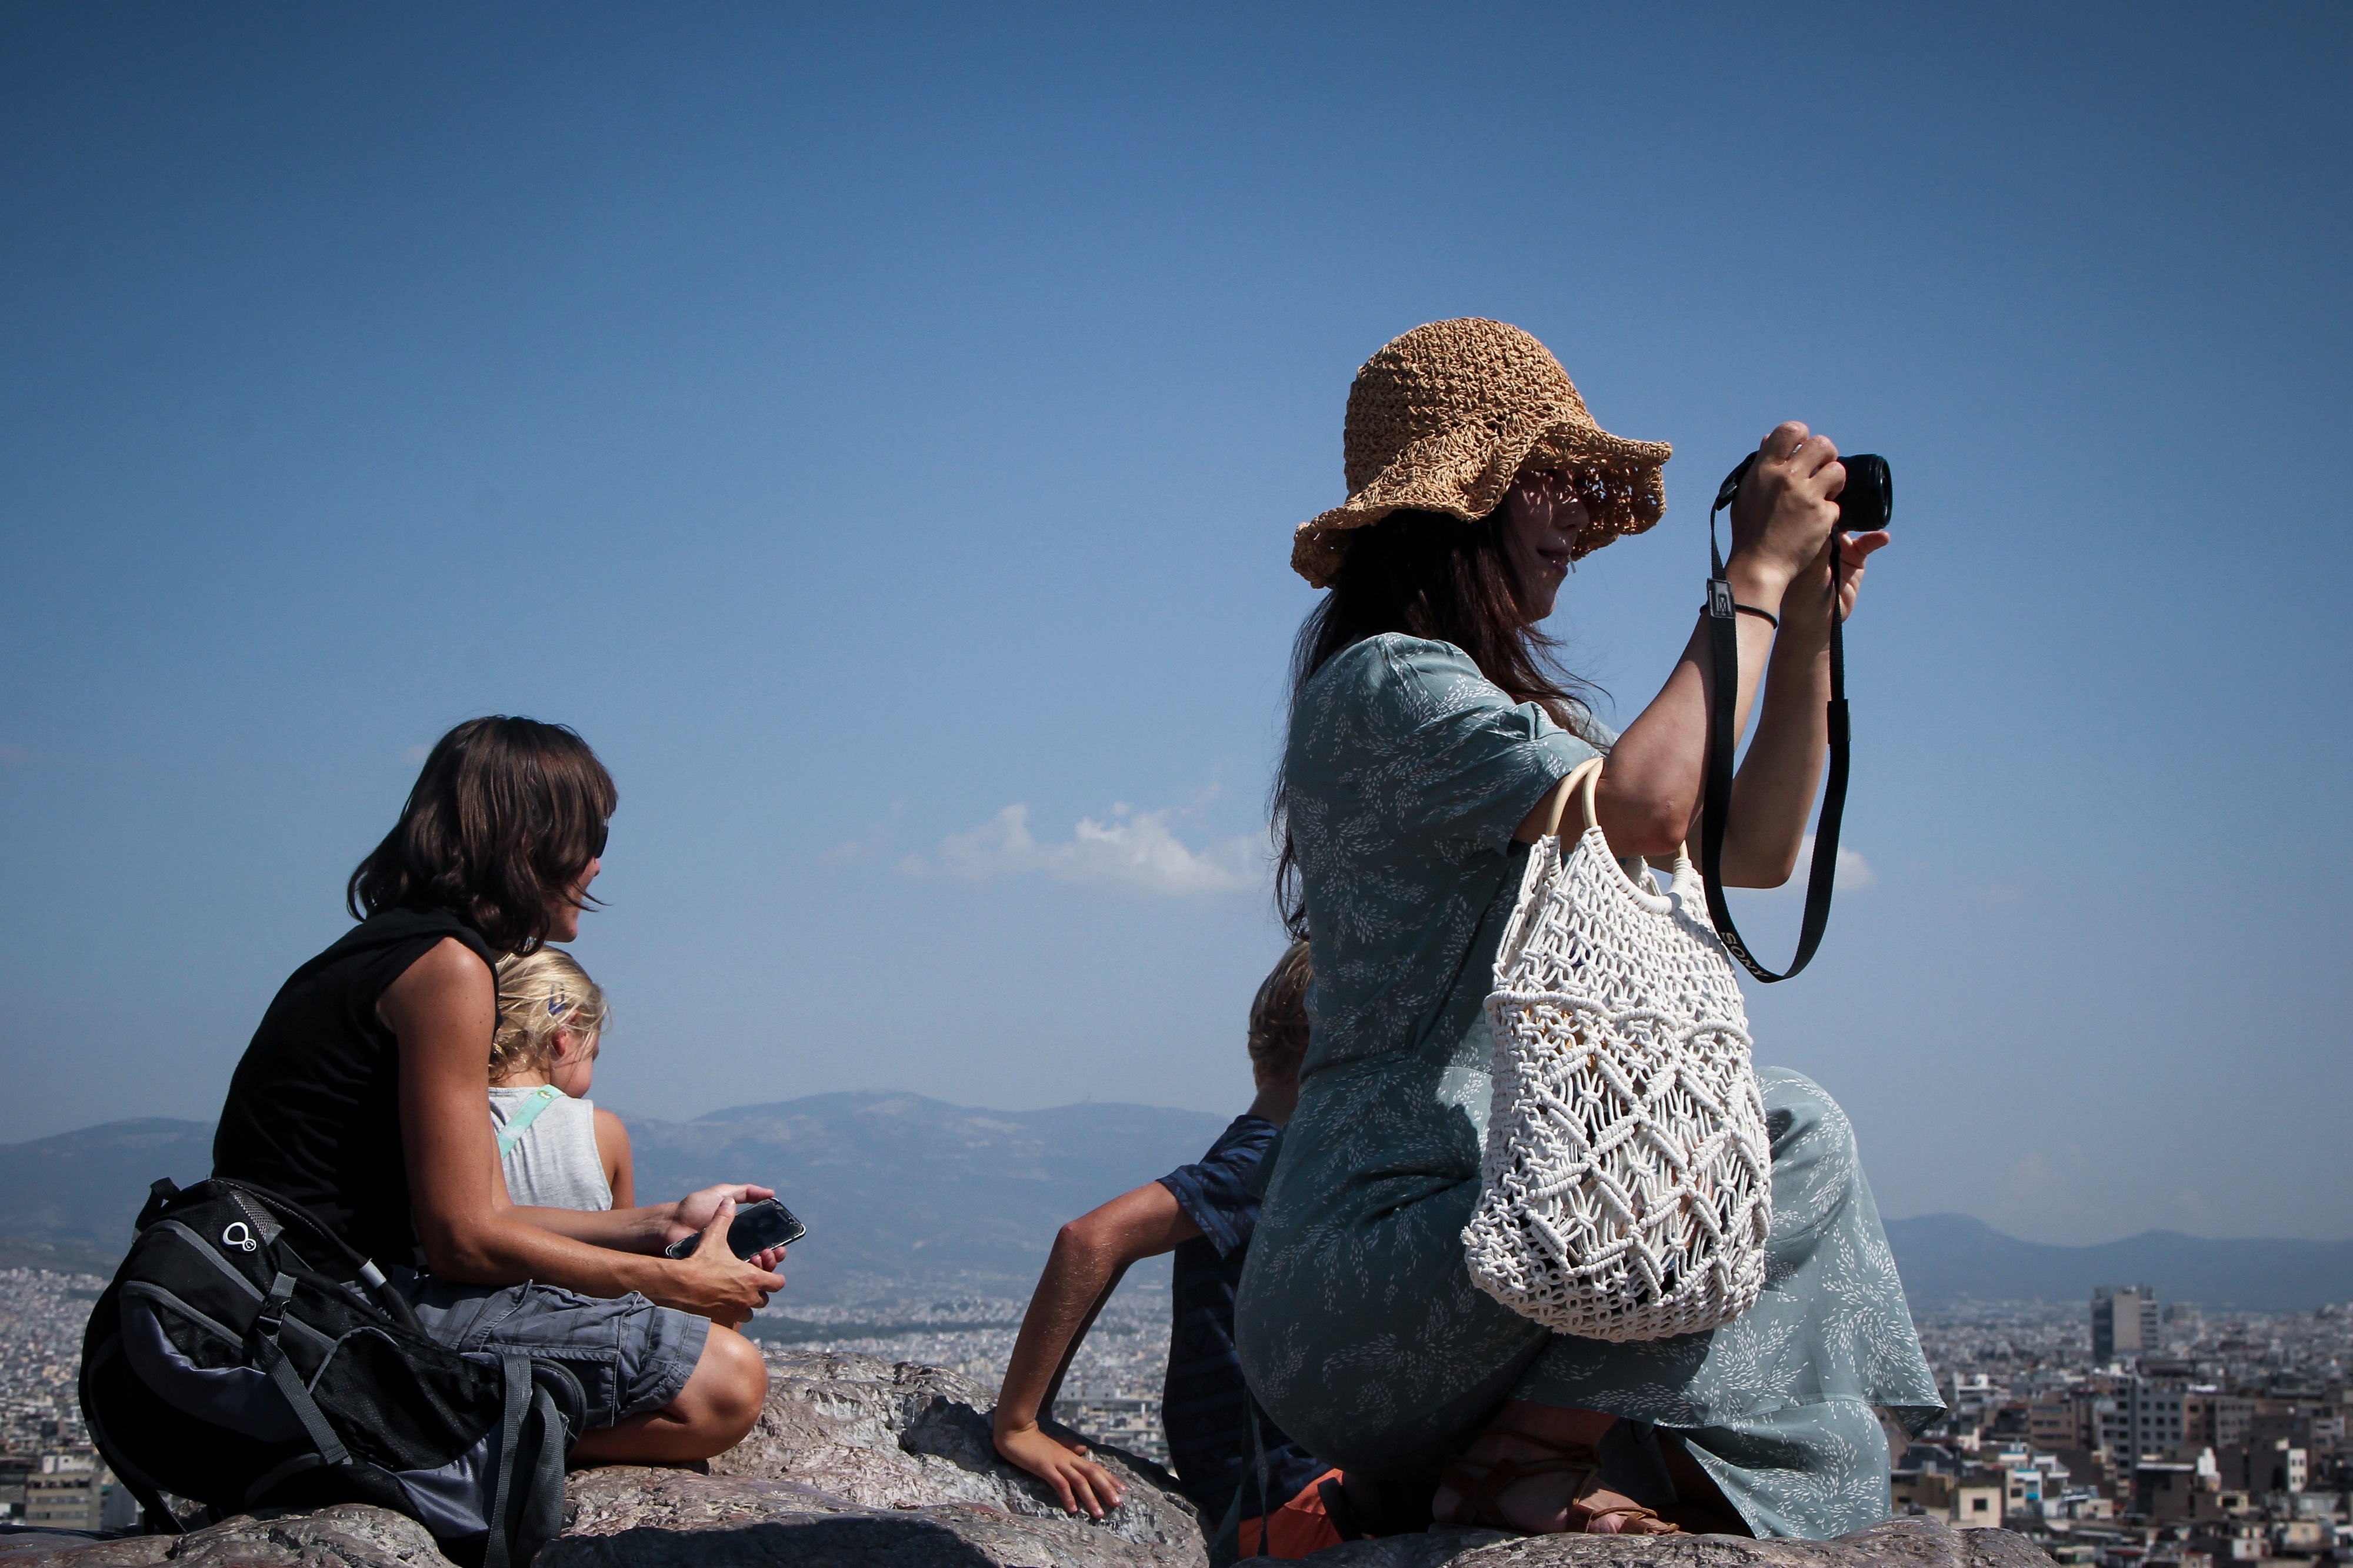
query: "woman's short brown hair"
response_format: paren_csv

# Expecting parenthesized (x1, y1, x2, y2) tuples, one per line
(347, 716, 617, 955)
(1247, 941, 1314, 1087)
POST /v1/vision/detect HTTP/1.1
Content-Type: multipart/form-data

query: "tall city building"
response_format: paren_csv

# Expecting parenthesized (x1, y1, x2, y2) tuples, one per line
(2107, 1377, 2186, 1459)
(25, 1452, 103, 1532)
(2092, 1284, 2161, 1363)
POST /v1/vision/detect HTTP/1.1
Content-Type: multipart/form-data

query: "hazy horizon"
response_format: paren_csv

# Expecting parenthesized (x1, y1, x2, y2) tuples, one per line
(4, 1087, 2353, 1243)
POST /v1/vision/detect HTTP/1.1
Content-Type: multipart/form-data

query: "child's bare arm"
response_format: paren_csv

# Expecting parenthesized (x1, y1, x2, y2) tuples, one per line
(594, 1107, 635, 1209)
(992, 1181, 1201, 1517)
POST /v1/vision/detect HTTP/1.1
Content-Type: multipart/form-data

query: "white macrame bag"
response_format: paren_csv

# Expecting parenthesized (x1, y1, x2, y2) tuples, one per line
(1462, 758, 1773, 1342)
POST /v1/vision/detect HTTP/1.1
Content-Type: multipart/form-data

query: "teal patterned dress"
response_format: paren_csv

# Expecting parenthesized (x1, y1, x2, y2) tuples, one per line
(1232, 634, 1941, 1540)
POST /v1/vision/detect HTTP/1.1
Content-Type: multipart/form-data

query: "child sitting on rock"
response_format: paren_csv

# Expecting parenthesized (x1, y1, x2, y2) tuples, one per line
(489, 947, 634, 1210)
(992, 943, 1348, 1554)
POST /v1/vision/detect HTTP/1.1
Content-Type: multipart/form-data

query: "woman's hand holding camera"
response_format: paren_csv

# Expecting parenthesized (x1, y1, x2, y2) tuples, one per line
(654, 1185, 788, 1328)
(1726, 422, 1843, 604)
(1785, 526, 1889, 633)
(1729, 422, 1888, 631)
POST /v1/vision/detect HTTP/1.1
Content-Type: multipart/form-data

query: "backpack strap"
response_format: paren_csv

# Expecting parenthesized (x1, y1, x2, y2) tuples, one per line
(250, 1271, 350, 1467)
(136, 1178, 183, 1232)
(479, 1355, 534, 1568)
(494, 1086, 564, 1160)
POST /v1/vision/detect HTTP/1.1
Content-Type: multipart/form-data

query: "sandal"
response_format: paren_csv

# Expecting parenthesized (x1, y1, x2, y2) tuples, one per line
(1437, 1424, 1682, 1537)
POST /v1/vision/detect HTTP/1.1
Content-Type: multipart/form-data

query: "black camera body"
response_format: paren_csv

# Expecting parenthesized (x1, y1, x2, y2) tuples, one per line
(1714, 451, 1893, 534)
(1834, 454, 1892, 533)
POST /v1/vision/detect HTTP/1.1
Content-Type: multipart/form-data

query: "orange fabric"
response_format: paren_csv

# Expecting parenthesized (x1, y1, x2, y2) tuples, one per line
(1237, 1469, 1349, 1559)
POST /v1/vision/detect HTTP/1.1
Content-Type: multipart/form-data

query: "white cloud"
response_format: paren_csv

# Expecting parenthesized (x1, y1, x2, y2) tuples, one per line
(899, 802, 1258, 896)
(1745, 836, 1875, 895)
(1802, 835, 1876, 889)
(826, 802, 904, 863)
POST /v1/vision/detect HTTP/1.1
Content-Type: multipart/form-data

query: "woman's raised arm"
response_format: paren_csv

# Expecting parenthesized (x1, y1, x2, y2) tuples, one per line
(1561, 423, 1887, 883)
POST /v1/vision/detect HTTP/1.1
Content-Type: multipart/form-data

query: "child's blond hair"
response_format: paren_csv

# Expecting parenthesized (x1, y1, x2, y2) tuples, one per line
(491, 948, 608, 1083)
(1247, 941, 1312, 1088)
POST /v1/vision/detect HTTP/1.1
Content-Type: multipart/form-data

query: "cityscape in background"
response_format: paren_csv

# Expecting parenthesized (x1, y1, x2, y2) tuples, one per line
(8, 1266, 2351, 1565)
(1909, 1286, 2351, 1564)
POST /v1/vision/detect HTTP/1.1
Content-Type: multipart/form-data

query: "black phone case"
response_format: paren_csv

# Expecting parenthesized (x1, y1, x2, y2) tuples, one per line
(665, 1199, 805, 1260)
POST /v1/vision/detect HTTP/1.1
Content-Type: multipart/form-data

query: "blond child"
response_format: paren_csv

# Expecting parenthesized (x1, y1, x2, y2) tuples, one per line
(489, 947, 633, 1210)
(991, 943, 1349, 1554)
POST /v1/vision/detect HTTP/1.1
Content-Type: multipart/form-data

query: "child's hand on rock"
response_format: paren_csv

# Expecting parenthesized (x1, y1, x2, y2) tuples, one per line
(992, 1418, 1127, 1519)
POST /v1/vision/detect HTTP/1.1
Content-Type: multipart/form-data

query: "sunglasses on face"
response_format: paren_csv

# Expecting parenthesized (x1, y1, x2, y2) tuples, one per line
(1518, 468, 1600, 506)
(589, 819, 609, 860)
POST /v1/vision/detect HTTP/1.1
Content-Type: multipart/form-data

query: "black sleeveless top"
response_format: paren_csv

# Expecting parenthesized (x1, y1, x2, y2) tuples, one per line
(212, 908, 499, 1267)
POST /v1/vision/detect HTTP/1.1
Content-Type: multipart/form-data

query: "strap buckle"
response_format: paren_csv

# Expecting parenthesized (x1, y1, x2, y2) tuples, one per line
(1706, 577, 1735, 619)
(253, 1272, 296, 1340)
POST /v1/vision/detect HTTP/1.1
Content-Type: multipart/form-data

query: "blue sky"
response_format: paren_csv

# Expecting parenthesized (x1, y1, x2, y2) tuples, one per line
(2, 3, 2347, 1244)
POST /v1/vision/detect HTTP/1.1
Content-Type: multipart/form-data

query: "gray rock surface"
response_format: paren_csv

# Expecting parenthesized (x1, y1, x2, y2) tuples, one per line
(706, 1350, 1204, 1560)
(0, 1504, 446, 1568)
(1308, 1517, 2051, 1568)
(14, 1352, 2051, 1568)
(548, 1466, 1189, 1568)
(544, 1350, 1207, 1568)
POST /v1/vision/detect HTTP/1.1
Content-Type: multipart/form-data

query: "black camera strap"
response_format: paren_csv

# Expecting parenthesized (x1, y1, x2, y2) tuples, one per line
(1700, 454, 1848, 983)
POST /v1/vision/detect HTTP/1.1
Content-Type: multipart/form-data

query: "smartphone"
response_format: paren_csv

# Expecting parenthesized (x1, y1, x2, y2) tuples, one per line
(663, 1197, 806, 1261)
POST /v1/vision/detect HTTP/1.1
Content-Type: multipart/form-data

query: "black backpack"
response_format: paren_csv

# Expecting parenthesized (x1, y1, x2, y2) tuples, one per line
(78, 1177, 581, 1568)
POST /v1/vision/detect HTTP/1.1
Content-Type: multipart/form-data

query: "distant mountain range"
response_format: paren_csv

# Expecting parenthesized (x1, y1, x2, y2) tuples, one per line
(0, 1095, 1229, 1301)
(622, 1093, 1229, 1298)
(0, 1116, 216, 1276)
(4, 1096, 2348, 1311)
(1878, 1212, 2353, 1312)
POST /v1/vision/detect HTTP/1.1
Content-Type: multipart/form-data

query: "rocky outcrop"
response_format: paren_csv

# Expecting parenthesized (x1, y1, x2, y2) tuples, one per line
(550, 1466, 1192, 1568)
(0, 1503, 445, 1568)
(551, 1350, 1207, 1568)
(706, 1349, 1204, 1559)
(4, 1352, 2051, 1568)
(1303, 1517, 2052, 1567)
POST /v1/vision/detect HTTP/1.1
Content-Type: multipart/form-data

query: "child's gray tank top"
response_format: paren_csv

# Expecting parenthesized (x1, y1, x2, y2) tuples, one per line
(489, 1085, 614, 1211)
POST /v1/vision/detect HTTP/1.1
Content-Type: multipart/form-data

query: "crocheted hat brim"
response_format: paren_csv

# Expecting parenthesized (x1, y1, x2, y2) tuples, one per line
(1291, 411, 1671, 590)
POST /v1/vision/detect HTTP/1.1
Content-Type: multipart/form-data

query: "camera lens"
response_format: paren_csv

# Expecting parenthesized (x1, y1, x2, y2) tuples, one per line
(1837, 455, 1892, 532)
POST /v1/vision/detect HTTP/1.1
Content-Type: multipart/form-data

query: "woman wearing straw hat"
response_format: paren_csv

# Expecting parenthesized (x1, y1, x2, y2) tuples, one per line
(1234, 319, 1939, 1540)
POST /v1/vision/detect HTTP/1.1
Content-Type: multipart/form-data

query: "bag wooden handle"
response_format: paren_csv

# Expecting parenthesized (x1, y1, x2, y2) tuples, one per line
(1538, 758, 1607, 840)
(1537, 757, 1692, 869)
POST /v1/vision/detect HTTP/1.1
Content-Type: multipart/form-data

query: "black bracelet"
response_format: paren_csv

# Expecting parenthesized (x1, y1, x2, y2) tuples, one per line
(1735, 603, 1778, 629)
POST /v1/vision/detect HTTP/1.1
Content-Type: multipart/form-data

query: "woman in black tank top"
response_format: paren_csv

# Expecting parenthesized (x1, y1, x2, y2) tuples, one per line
(212, 717, 786, 1463)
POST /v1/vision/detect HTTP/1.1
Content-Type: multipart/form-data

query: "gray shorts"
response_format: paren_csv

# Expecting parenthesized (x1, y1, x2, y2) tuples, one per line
(395, 1274, 711, 1431)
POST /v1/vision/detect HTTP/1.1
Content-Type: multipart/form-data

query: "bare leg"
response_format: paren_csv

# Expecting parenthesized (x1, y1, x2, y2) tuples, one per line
(1430, 1400, 1678, 1536)
(568, 1325, 767, 1465)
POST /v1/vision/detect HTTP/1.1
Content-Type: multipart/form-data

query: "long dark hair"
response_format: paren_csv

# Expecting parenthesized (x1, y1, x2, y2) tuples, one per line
(1271, 507, 1598, 938)
(348, 716, 618, 955)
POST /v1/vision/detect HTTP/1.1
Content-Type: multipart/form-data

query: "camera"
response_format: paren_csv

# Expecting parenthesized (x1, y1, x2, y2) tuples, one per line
(1834, 455, 1892, 533)
(1714, 451, 1893, 534)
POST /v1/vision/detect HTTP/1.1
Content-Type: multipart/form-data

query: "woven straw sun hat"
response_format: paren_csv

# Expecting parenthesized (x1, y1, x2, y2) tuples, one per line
(1291, 318, 1674, 588)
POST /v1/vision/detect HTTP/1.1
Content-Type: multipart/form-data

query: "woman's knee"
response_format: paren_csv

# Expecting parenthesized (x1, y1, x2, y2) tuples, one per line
(1757, 1065, 1862, 1243)
(667, 1326, 768, 1454)
(1756, 1066, 1857, 1162)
